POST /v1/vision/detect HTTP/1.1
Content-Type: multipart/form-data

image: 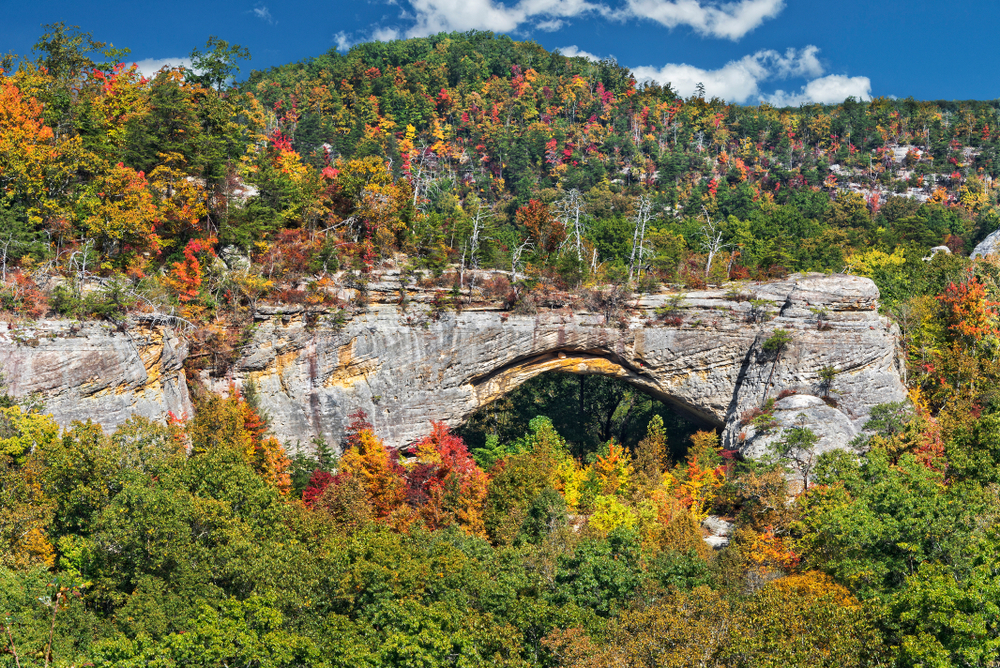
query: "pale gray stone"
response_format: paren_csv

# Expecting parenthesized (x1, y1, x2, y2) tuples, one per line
(0, 321, 193, 430)
(702, 515, 733, 549)
(202, 273, 905, 453)
(219, 246, 252, 272)
(737, 394, 859, 461)
(0, 274, 905, 461)
(972, 229, 1000, 259)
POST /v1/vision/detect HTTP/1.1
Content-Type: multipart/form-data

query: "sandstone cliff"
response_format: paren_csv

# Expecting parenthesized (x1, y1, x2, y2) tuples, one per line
(0, 320, 193, 429)
(206, 273, 906, 453)
(0, 274, 906, 456)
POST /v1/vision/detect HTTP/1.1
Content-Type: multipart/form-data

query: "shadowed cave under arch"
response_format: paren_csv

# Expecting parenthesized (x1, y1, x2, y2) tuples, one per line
(457, 352, 718, 462)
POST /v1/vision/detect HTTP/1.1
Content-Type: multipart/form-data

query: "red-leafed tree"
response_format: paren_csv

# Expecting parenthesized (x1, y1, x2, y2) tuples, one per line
(408, 421, 489, 535)
(302, 470, 334, 508)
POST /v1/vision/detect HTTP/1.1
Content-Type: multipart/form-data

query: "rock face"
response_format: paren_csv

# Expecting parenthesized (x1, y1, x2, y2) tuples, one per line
(972, 229, 1000, 259)
(203, 273, 906, 453)
(0, 321, 193, 430)
(738, 394, 859, 460)
(0, 274, 906, 458)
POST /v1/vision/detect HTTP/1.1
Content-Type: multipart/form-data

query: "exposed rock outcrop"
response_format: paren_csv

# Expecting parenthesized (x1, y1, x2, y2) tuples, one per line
(738, 394, 859, 461)
(972, 228, 1000, 259)
(0, 321, 193, 430)
(0, 273, 906, 458)
(702, 516, 733, 549)
(205, 273, 905, 452)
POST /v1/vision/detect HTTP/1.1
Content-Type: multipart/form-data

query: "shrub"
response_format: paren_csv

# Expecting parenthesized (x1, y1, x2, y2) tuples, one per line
(762, 329, 793, 355)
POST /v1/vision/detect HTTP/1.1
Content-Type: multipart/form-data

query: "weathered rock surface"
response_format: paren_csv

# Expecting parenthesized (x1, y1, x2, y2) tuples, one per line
(738, 394, 859, 460)
(972, 228, 1000, 259)
(0, 273, 906, 458)
(203, 273, 906, 452)
(0, 321, 193, 430)
(702, 515, 733, 549)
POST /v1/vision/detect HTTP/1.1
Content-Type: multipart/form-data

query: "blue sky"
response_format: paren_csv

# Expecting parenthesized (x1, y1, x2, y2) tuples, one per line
(3, 0, 998, 104)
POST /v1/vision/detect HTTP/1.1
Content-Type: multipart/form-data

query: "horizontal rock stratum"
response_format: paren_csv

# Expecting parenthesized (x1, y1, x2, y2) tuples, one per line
(0, 274, 906, 456)
(0, 319, 193, 427)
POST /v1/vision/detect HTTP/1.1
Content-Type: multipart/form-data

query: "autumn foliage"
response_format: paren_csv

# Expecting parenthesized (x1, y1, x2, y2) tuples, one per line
(185, 386, 291, 493)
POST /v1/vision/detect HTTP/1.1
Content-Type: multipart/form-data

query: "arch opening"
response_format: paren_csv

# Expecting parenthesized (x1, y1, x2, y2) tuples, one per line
(458, 364, 716, 462)
(468, 348, 724, 424)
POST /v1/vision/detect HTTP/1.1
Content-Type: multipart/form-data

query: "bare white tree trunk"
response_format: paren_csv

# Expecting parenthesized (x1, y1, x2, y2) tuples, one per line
(555, 189, 585, 262)
(510, 239, 533, 298)
(700, 207, 731, 281)
(466, 199, 490, 297)
(628, 196, 654, 282)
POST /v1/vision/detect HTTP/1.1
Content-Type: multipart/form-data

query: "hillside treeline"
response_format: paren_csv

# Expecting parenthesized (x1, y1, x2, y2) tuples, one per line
(0, 23, 998, 321)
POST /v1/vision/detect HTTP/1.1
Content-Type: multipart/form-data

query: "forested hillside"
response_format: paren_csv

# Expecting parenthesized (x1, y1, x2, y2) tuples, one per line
(3, 23, 1000, 667)
(2, 23, 998, 312)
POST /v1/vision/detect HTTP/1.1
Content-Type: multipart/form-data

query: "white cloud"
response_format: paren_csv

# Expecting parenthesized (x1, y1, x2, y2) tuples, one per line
(633, 47, 871, 104)
(252, 4, 275, 24)
(372, 26, 402, 41)
(357, 0, 786, 45)
(559, 45, 603, 61)
(632, 46, 822, 103)
(536, 18, 566, 30)
(623, 0, 784, 39)
(401, 0, 607, 37)
(771, 44, 822, 78)
(133, 57, 193, 77)
(334, 31, 353, 51)
(764, 74, 872, 106)
(334, 26, 401, 52)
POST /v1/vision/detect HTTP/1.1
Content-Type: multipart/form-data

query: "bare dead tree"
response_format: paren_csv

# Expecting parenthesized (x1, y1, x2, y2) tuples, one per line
(555, 189, 586, 262)
(2, 615, 21, 668)
(459, 200, 490, 294)
(700, 207, 731, 280)
(0, 234, 15, 283)
(628, 195, 655, 282)
(510, 238, 534, 298)
(409, 145, 438, 210)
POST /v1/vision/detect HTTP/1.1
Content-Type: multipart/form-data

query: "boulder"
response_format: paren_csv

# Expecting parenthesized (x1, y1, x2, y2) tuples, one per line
(737, 394, 859, 484)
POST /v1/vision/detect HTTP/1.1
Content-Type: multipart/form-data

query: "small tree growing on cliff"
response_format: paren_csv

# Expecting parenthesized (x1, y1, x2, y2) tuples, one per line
(818, 365, 838, 400)
(760, 329, 793, 404)
(769, 415, 821, 492)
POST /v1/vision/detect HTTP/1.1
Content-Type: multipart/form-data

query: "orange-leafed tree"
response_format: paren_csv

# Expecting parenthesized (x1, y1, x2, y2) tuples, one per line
(187, 387, 291, 493)
(81, 161, 161, 258)
(164, 237, 216, 304)
(0, 73, 79, 227)
(516, 199, 565, 256)
(590, 439, 633, 497)
(338, 410, 407, 521)
(673, 430, 725, 522)
(937, 276, 1000, 344)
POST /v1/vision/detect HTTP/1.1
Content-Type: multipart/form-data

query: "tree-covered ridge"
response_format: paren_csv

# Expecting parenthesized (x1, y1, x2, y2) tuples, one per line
(6, 24, 1000, 666)
(0, 23, 999, 330)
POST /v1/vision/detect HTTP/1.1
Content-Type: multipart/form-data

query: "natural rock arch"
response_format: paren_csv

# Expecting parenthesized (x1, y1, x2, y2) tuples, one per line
(468, 349, 724, 428)
(0, 274, 907, 458)
(204, 273, 906, 454)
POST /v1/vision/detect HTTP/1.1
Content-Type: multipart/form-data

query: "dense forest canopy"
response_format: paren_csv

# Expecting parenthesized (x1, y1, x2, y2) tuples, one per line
(3, 23, 1000, 667)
